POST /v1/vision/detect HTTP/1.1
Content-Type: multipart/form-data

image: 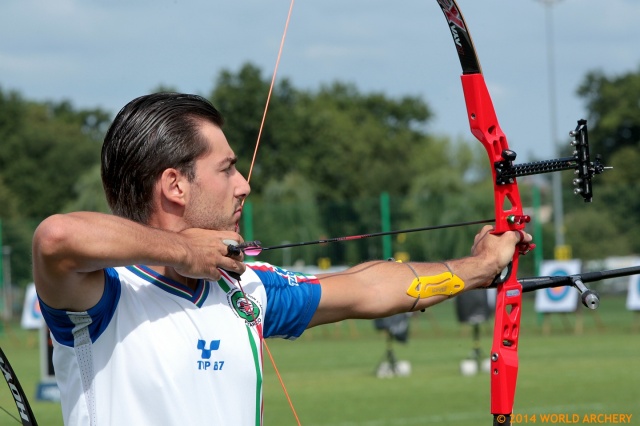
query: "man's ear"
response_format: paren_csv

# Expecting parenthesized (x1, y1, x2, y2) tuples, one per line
(159, 168, 188, 207)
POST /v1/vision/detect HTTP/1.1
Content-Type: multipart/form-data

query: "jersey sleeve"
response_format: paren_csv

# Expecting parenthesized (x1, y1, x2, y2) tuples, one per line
(38, 267, 122, 347)
(247, 263, 321, 340)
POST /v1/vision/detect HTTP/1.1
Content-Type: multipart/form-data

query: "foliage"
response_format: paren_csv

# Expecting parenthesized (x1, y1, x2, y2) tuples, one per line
(1, 63, 640, 286)
(576, 66, 640, 160)
(210, 64, 479, 265)
(249, 173, 324, 266)
(0, 90, 107, 220)
(565, 67, 640, 257)
(0, 173, 35, 287)
(61, 164, 110, 214)
(209, 64, 433, 202)
(0, 88, 109, 286)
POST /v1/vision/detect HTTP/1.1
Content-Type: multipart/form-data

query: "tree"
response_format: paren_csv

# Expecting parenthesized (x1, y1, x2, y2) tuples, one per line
(249, 172, 324, 266)
(208, 63, 299, 193)
(555, 67, 640, 259)
(0, 88, 110, 286)
(576, 66, 640, 160)
(293, 82, 432, 202)
(209, 64, 435, 200)
(62, 164, 110, 214)
(0, 91, 108, 219)
(209, 64, 454, 265)
(0, 175, 36, 287)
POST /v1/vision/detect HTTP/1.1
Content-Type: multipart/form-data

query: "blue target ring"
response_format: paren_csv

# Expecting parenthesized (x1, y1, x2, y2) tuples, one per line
(31, 296, 42, 319)
(545, 268, 570, 301)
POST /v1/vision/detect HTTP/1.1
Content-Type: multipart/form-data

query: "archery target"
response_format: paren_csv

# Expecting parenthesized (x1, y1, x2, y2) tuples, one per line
(534, 260, 580, 313)
(626, 274, 640, 311)
(545, 286, 570, 301)
(21, 283, 43, 329)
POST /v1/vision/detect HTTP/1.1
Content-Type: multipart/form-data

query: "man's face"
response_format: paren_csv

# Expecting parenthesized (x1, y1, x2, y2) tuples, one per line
(183, 121, 251, 231)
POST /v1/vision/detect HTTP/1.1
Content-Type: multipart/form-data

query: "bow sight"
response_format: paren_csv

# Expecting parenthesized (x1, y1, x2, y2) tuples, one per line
(494, 119, 609, 202)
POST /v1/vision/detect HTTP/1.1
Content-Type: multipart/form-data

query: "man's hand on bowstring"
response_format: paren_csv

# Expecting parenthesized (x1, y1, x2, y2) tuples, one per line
(175, 228, 246, 281)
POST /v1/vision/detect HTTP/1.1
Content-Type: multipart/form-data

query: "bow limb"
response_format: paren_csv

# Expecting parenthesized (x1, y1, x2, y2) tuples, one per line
(0, 347, 38, 425)
(436, 2, 529, 424)
(463, 74, 525, 426)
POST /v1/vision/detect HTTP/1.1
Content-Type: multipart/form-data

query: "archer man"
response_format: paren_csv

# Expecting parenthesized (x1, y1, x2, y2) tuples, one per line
(32, 92, 530, 425)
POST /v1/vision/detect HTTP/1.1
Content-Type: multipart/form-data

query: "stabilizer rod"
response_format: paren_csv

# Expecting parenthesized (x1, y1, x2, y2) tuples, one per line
(488, 265, 640, 310)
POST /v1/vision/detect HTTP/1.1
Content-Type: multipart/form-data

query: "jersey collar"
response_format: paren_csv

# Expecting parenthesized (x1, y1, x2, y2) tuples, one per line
(126, 265, 209, 308)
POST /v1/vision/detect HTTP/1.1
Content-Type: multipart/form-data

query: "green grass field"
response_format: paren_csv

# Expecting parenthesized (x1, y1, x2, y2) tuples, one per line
(1, 295, 638, 425)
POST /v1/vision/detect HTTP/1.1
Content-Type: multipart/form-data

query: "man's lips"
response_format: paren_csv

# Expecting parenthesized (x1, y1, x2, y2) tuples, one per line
(233, 206, 243, 220)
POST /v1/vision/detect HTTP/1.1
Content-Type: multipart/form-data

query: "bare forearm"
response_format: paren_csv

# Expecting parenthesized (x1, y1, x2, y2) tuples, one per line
(33, 212, 187, 274)
(312, 256, 498, 325)
(310, 226, 527, 327)
(32, 211, 245, 311)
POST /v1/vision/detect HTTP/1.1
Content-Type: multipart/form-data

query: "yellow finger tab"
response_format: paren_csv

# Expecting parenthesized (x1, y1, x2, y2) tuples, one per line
(406, 272, 465, 298)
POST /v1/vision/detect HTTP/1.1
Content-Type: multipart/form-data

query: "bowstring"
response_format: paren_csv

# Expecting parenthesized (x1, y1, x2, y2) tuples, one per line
(0, 406, 21, 425)
(241, 1, 302, 424)
(245, 0, 296, 185)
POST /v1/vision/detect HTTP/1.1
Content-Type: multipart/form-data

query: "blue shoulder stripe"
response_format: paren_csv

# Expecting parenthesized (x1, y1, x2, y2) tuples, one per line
(248, 263, 321, 339)
(39, 268, 122, 347)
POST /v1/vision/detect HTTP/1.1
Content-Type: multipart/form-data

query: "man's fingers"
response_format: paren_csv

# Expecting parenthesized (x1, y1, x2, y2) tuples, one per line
(514, 229, 533, 243)
(481, 224, 495, 233)
(514, 230, 535, 255)
(218, 258, 246, 278)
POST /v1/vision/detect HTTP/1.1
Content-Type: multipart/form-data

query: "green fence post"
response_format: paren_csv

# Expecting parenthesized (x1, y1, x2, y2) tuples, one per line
(0, 220, 4, 333)
(380, 192, 392, 259)
(242, 201, 255, 259)
(532, 186, 545, 326)
(532, 185, 543, 277)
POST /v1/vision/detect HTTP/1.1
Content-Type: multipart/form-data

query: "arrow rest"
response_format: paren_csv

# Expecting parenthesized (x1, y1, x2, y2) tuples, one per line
(494, 119, 610, 202)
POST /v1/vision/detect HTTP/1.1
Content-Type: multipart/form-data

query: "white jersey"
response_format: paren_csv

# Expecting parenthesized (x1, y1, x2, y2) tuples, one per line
(40, 263, 321, 426)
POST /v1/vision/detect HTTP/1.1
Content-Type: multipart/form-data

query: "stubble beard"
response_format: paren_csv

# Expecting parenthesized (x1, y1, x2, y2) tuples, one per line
(185, 204, 234, 231)
(184, 190, 236, 231)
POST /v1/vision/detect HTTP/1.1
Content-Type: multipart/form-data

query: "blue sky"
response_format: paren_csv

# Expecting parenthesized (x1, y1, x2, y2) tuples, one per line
(1, 0, 639, 162)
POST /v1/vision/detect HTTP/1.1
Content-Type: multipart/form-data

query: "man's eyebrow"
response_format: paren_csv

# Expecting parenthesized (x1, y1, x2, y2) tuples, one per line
(220, 156, 238, 167)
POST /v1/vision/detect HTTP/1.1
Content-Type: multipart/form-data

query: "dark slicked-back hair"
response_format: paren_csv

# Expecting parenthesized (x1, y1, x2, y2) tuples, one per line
(101, 93, 224, 224)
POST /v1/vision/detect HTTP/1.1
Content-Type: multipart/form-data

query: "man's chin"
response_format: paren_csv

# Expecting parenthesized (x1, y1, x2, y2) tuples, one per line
(216, 223, 237, 232)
